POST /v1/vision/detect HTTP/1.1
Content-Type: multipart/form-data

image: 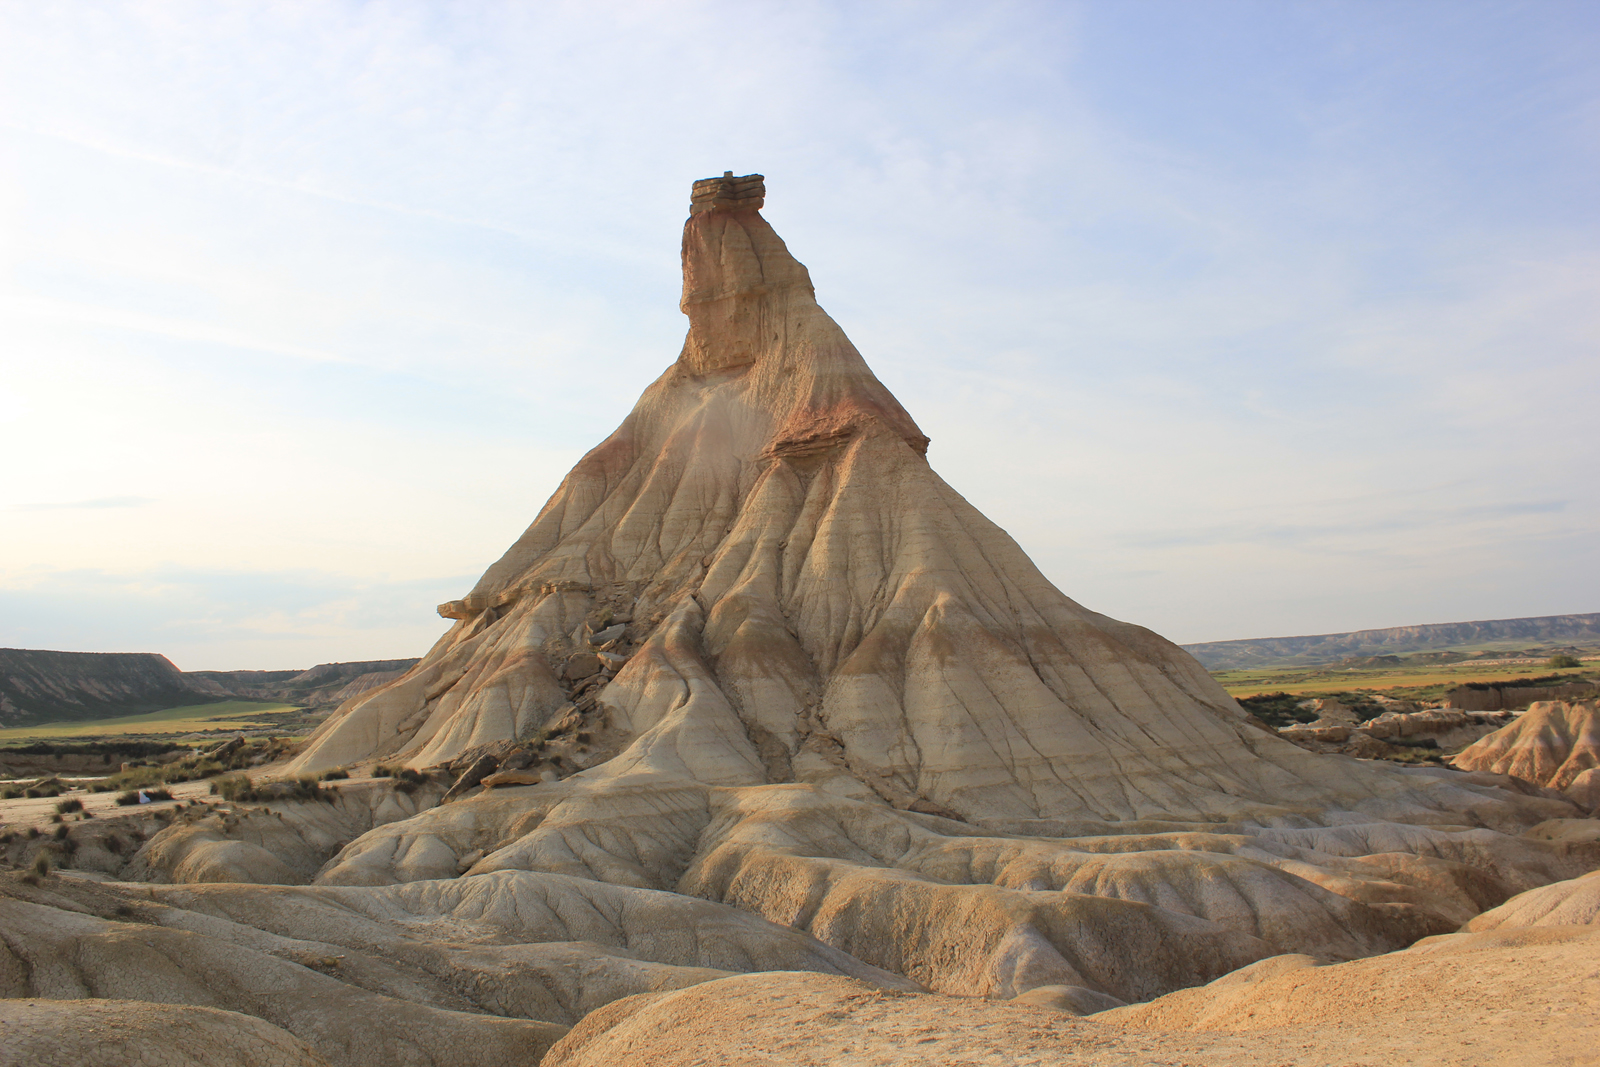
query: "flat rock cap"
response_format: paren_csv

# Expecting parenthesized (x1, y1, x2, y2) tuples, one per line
(691, 171, 765, 214)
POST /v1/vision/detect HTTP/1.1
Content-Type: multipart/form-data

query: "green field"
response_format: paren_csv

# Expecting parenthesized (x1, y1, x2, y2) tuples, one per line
(0, 701, 304, 742)
(1215, 658, 1595, 699)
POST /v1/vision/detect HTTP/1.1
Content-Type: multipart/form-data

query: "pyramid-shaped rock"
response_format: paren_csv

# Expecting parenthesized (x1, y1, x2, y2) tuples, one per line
(292, 175, 1532, 829)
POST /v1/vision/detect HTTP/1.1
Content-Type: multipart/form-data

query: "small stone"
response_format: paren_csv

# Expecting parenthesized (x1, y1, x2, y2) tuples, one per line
(588, 624, 627, 646)
(546, 705, 582, 734)
(563, 653, 602, 681)
(481, 769, 542, 789)
(596, 650, 630, 671)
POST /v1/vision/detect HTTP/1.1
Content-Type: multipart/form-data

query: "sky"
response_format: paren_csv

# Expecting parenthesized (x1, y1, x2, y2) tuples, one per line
(1, 0, 1596, 671)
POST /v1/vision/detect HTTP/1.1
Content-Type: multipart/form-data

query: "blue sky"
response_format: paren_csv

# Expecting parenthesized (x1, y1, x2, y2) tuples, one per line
(2, 1, 1596, 670)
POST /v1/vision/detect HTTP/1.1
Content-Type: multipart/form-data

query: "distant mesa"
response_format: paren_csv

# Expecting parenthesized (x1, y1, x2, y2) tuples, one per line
(1183, 612, 1600, 670)
(0, 647, 418, 727)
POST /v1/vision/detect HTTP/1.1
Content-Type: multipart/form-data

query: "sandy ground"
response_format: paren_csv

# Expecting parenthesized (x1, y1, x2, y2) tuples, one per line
(0, 759, 322, 831)
(546, 928, 1600, 1067)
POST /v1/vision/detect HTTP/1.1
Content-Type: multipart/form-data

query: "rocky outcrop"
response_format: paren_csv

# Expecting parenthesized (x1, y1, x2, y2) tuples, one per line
(1444, 678, 1597, 711)
(1278, 708, 1512, 758)
(1452, 701, 1600, 806)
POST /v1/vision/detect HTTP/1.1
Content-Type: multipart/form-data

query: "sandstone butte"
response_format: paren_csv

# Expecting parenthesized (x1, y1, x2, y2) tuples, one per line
(3, 174, 1597, 1067)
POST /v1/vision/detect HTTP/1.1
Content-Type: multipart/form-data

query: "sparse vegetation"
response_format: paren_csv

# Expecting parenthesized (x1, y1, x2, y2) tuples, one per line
(208, 775, 335, 804)
(1547, 654, 1581, 668)
(115, 787, 173, 806)
(54, 798, 84, 814)
(87, 736, 295, 793)
(1237, 692, 1317, 728)
(319, 768, 349, 781)
(0, 702, 303, 742)
(211, 775, 255, 801)
(370, 765, 394, 777)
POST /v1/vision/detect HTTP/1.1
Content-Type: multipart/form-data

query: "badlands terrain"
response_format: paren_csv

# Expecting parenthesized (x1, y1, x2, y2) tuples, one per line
(2, 174, 1596, 1066)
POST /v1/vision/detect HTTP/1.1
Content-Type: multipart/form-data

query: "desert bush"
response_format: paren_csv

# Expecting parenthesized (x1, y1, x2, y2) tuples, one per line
(114, 787, 173, 806)
(102, 765, 173, 790)
(32, 852, 51, 877)
(211, 776, 257, 802)
(291, 778, 335, 802)
(55, 798, 84, 814)
(370, 765, 394, 778)
(319, 769, 349, 781)
(1549, 654, 1582, 669)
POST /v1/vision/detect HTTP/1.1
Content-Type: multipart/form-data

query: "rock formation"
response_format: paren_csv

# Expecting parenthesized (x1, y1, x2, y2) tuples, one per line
(4, 174, 1598, 1066)
(1453, 700, 1600, 809)
(290, 175, 1550, 831)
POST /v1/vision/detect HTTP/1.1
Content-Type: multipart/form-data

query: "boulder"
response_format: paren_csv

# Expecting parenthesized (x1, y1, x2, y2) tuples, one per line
(562, 653, 603, 682)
